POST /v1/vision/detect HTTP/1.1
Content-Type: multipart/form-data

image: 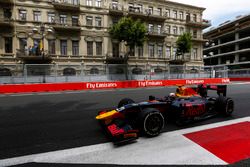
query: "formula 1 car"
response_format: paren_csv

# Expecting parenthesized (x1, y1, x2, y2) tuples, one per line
(96, 84, 234, 144)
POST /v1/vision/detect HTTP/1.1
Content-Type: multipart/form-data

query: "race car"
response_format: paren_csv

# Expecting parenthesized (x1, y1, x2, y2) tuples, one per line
(96, 84, 234, 145)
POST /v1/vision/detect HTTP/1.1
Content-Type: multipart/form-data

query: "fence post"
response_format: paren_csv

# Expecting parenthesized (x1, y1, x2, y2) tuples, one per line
(23, 64, 27, 83)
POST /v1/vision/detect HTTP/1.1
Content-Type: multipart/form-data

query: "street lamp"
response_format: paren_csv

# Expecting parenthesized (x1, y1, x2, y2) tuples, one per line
(32, 24, 53, 83)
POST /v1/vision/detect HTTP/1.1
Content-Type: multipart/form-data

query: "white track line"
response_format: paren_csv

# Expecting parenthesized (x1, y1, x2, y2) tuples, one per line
(1, 117, 249, 166)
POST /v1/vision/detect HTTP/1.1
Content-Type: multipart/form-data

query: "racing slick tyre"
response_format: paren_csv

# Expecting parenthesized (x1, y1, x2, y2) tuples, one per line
(138, 108, 165, 137)
(118, 98, 135, 108)
(215, 96, 234, 116)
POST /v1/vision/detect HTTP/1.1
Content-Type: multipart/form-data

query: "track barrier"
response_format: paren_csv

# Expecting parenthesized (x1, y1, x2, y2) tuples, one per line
(0, 78, 230, 94)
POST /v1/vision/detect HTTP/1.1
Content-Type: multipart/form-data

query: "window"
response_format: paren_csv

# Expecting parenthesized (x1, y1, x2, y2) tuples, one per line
(173, 26, 178, 35)
(148, 44, 154, 58)
(3, 9, 12, 20)
(156, 8, 162, 16)
(96, 42, 102, 55)
(193, 48, 198, 60)
(193, 30, 197, 38)
(157, 45, 163, 58)
(5, 37, 12, 53)
(87, 41, 93, 55)
(166, 46, 171, 58)
(138, 46, 143, 57)
(48, 13, 55, 23)
(112, 18, 119, 25)
(60, 15, 67, 24)
(193, 14, 197, 22)
(148, 7, 153, 15)
(72, 0, 79, 5)
(19, 10, 26, 21)
(179, 11, 183, 20)
(72, 41, 79, 56)
(173, 47, 177, 58)
(95, 0, 101, 7)
(112, 42, 119, 57)
(157, 25, 162, 34)
(33, 11, 41, 22)
(60, 40, 67, 55)
(165, 25, 170, 34)
(180, 27, 184, 34)
(19, 38, 27, 51)
(111, 1, 118, 10)
(136, 4, 143, 13)
(173, 10, 177, 19)
(128, 3, 134, 12)
(148, 24, 154, 32)
(86, 16, 93, 26)
(72, 16, 79, 26)
(165, 9, 170, 17)
(48, 39, 56, 54)
(95, 17, 102, 27)
(86, 0, 92, 6)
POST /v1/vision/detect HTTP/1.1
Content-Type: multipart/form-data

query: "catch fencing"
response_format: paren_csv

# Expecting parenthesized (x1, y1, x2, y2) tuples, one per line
(0, 64, 229, 84)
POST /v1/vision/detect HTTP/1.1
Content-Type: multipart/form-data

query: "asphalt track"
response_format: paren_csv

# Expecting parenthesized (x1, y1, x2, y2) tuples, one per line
(0, 83, 250, 166)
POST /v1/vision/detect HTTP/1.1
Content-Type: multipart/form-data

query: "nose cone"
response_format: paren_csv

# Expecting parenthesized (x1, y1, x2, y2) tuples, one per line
(96, 110, 118, 120)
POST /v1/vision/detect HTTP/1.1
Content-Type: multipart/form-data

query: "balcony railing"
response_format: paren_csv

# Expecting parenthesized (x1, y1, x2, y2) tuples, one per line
(109, 4, 124, 15)
(105, 54, 128, 64)
(16, 49, 52, 64)
(186, 19, 211, 29)
(147, 30, 167, 38)
(0, 0, 13, 4)
(0, 14, 14, 27)
(50, 19, 81, 31)
(169, 54, 191, 64)
(51, 0, 80, 11)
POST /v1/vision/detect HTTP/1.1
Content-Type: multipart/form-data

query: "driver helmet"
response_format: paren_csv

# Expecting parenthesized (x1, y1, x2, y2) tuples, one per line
(169, 93, 176, 97)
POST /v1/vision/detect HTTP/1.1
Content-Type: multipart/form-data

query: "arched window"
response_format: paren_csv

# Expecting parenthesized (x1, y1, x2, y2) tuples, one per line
(90, 68, 99, 75)
(116, 67, 124, 74)
(0, 68, 12, 76)
(154, 68, 163, 74)
(132, 67, 142, 74)
(63, 68, 76, 76)
(190, 68, 199, 73)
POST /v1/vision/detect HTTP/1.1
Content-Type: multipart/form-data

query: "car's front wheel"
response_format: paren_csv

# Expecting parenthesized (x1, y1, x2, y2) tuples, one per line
(138, 108, 165, 137)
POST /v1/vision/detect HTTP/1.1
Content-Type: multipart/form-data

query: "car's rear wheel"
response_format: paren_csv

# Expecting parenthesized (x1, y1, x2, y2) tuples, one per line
(118, 98, 135, 108)
(138, 108, 164, 137)
(216, 96, 234, 116)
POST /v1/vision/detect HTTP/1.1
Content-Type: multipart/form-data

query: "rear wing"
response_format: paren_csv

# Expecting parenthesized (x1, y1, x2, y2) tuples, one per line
(207, 85, 227, 97)
(196, 84, 227, 97)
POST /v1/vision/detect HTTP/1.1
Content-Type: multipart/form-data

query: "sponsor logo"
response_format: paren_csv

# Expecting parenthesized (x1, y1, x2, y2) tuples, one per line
(186, 79, 204, 85)
(222, 78, 230, 83)
(86, 82, 118, 89)
(138, 81, 163, 87)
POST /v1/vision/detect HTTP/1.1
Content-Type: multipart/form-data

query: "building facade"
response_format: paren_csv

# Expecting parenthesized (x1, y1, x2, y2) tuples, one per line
(203, 14, 250, 69)
(0, 0, 210, 76)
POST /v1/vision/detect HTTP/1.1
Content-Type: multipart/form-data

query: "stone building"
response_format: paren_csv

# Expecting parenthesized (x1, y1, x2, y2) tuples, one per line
(0, 0, 210, 76)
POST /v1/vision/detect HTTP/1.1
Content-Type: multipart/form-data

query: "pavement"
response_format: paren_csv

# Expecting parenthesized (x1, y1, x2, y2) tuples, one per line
(0, 82, 250, 166)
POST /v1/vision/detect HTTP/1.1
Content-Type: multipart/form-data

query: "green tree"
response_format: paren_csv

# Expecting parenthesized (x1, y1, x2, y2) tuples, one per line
(109, 17, 147, 57)
(176, 32, 192, 56)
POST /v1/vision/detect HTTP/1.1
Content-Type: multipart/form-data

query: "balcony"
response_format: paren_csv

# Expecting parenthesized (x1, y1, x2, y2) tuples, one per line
(105, 54, 128, 64)
(50, 19, 81, 32)
(145, 9, 166, 22)
(169, 54, 191, 64)
(51, 0, 80, 11)
(109, 4, 124, 16)
(147, 30, 167, 38)
(16, 49, 52, 64)
(0, 0, 13, 5)
(186, 19, 211, 29)
(0, 14, 14, 27)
